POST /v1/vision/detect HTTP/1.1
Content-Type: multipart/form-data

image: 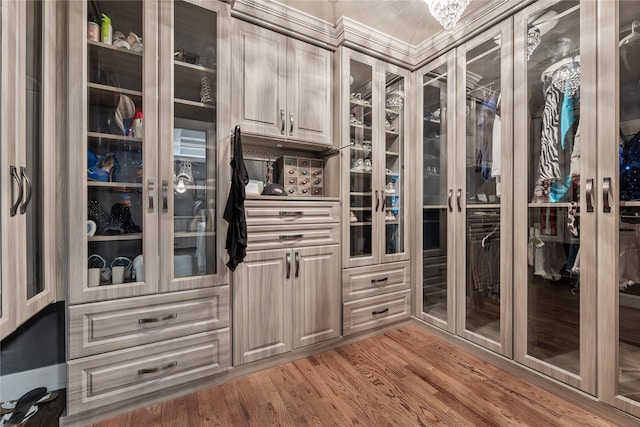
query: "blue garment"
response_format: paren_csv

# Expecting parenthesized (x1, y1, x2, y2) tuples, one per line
(560, 87, 575, 150)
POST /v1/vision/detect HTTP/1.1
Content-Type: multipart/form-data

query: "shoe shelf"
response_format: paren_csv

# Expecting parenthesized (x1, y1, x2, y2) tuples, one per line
(88, 83, 143, 103)
(88, 40, 142, 72)
(350, 191, 372, 196)
(88, 182, 143, 189)
(174, 100, 215, 123)
(174, 231, 216, 239)
(174, 60, 216, 79)
(88, 132, 143, 144)
(89, 233, 142, 242)
(350, 222, 372, 227)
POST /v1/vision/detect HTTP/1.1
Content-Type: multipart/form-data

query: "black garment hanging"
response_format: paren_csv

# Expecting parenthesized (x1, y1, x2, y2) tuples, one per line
(223, 126, 249, 271)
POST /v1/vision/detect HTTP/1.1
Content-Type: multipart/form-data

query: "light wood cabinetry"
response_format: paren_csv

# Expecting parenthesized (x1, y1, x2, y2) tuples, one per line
(233, 201, 341, 365)
(65, 1, 231, 422)
(232, 19, 332, 147)
(0, 0, 57, 340)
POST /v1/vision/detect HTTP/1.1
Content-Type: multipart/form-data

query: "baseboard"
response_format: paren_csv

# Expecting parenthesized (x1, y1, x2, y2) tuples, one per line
(0, 363, 67, 402)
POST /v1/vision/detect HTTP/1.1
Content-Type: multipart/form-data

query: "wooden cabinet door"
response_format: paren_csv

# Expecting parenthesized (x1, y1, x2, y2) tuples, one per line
(292, 245, 341, 349)
(233, 249, 292, 365)
(233, 20, 287, 139)
(286, 38, 332, 146)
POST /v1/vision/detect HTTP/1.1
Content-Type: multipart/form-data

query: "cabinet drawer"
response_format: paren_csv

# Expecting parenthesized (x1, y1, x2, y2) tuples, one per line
(247, 223, 340, 250)
(69, 287, 229, 358)
(67, 329, 229, 415)
(245, 201, 339, 226)
(343, 261, 410, 301)
(343, 290, 411, 336)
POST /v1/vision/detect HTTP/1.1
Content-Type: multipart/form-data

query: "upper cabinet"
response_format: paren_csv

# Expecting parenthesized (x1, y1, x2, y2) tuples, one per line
(232, 19, 332, 147)
(68, 0, 229, 304)
(1, 0, 57, 340)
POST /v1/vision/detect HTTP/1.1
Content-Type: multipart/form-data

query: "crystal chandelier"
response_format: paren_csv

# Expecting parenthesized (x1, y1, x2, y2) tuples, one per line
(424, 0, 471, 32)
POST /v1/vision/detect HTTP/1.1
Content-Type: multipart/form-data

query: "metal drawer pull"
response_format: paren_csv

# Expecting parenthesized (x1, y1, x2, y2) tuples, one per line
(447, 189, 453, 212)
(279, 234, 303, 240)
(456, 188, 462, 212)
(375, 190, 380, 212)
(138, 313, 178, 324)
(371, 277, 389, 283)
(286, 253, 291, 279)
(372, 308, 389, 315)
(603, 177, 611, 213)
(295, 251, 300, 278)
(289, 111, 294, 135)
(279, 211, 303, 217)
(585, 178, 593, 213)
(10, 166, 23, 217)
(20, 166, 33, 215)
(137, 361, 177, 375)
(280, 109, 285, 135)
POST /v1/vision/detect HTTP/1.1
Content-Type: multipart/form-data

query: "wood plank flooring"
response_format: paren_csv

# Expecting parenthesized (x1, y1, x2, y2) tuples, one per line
(94, 326, 615, 426)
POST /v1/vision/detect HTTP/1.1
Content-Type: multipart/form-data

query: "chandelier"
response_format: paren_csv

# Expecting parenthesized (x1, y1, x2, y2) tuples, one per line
(424, 0, 471, 32)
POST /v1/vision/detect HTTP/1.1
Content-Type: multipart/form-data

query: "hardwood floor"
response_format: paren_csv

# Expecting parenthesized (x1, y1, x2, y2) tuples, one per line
(94, 325, 616, 427)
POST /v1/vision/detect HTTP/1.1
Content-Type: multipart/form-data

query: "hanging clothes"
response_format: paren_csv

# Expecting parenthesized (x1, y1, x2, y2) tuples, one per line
(536, 85, 562, 183)
(223, 126, 249, 271)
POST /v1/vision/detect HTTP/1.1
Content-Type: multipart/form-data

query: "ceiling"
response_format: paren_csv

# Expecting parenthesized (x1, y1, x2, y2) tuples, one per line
(276, 0, 485, 46)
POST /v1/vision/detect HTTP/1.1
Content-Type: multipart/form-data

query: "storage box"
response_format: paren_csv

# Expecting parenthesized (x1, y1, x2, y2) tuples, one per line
(276, 156, 323, 196)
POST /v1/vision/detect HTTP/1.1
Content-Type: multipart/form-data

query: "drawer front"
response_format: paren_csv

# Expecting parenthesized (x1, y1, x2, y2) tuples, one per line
(343, 262, 410, 301)
(69, 287, 229, 358)
(67, 330, 229, 415)
(245, 201, 339, 226)
(247, 223, 340, 251)
(343, 290, 411, 336)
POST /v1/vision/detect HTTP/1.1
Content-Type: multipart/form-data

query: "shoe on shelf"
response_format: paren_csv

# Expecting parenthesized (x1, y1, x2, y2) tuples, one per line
(128, 32, 143, 52)
(385, 211, 396, 221)
(113, 31, 131, 49)
(385, 120, 396, 132)
(351, 158, 365, 172)
(385, 168, 395, 175)
(384, 182, 396, 194)
(350, 114, 362, 125)
(350, 211, 358, 223)
(364, 159, 372, 172)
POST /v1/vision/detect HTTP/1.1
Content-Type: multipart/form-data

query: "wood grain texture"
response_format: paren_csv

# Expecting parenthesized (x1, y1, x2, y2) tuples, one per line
(93, 325, 617, 427)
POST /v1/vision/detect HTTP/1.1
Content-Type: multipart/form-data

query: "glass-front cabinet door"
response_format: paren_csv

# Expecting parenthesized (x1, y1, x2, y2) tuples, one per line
(599, 0, 640, 416)
(455, 20, 513, 356)
(417, 52, 456, 333)
(158, 0, 228, 291)
(1, 0, 56, 339)
(514, 0, 597, 393)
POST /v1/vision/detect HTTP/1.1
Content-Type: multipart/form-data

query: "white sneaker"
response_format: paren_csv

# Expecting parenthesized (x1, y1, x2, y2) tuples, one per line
(384, 182, 395, 194)
(350, 211, 358, 222)
(385, 211, 396, 221)
(351, 158, 365, 171)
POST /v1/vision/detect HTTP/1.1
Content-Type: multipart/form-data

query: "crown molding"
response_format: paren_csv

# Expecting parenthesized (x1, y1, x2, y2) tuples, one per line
(335, 16, 413, 69)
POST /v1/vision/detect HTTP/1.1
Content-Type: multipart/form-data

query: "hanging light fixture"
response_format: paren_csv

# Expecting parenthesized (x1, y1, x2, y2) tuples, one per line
(424, 0, 471, 32)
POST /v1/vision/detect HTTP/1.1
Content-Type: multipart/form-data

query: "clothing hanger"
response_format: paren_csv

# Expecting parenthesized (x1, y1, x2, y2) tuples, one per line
(619, 20, 640, 47)
(540, 55, 580, 83)
(481, 224, 499, 248)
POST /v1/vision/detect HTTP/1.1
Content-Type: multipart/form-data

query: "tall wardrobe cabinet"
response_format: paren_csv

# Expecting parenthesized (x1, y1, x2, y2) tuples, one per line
(66, 0, 231, 421)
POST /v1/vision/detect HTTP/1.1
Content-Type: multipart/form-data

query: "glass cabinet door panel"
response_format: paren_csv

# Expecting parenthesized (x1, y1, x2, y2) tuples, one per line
(171, 1, 217, 280)
(383, 72, 404, 256)
(524, 1, 581, 376)
(618, 0, 640, 405)
(349, 59, 374, 259)
(422, 62, 450, 324)
(87, 1, 145, 288)
(463, 36, 503, 343)
(24, 0, 44, 299)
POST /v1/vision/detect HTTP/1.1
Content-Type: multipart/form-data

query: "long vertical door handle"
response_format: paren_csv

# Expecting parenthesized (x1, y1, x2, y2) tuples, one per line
(603, 177, 611, 213)
(375, 190, 380, 212)
(456, 188, 462, 212)
(294, 251, 299, 278)
(10, 166, 23, 217)
(285, 253, 291, 279)
(289, 111, 294, 135)
(280, 109, 285, 135)
(147, 179, 155, 212)
(585, 178, 593, 213)
(19, 166, 32, 215)
(382, 193, 387, 210)
(447, 189, 453, 212)
(162, 180, 169, 213)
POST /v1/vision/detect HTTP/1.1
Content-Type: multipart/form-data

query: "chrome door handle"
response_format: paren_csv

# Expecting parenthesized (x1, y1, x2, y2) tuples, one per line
(585, 178, 593, 213)
(10, 166, 23, 217)
(295, 251, 299, 278)
(289, 111, 294, 135)
(162, 180, 169, 213)
(375, 190, 380, 212)
(456, 188, 462, 212)
(280, 109, 285, 135)
(19, 166, 32, 215)
(286, 253, 291, 279)
(448, 189, 453, 212)
(148, 179, 155, 212)
(603, 177, 611, 213)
